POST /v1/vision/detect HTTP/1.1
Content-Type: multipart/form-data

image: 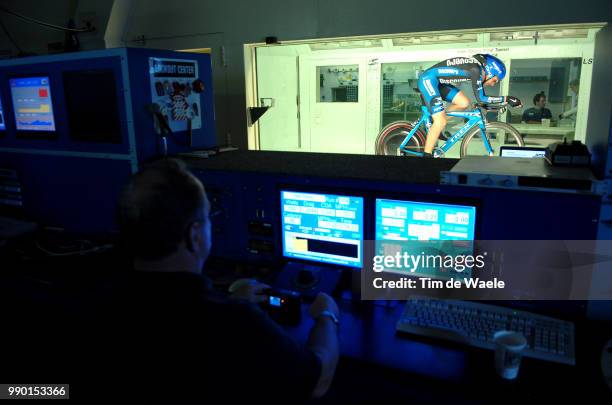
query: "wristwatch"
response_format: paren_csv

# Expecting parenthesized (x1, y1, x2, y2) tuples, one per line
(317, 310, 340, 326)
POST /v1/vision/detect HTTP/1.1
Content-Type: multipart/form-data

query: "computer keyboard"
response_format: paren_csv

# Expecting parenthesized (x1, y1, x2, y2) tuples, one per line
(396, 298, 575, 365)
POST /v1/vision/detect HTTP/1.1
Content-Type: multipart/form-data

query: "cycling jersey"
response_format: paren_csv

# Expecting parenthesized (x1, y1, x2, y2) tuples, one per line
(417, 56, 505, 114)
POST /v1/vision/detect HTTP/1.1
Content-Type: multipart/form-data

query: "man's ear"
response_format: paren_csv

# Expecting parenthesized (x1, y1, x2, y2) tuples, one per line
(187, 222, 203, 253)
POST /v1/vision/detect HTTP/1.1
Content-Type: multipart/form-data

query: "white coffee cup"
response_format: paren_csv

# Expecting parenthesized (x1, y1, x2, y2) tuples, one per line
(542, 118, 551, 127)
(493, 330, 527, 380)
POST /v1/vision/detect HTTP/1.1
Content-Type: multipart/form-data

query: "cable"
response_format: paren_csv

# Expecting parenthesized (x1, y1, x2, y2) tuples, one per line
(35, 240, 113, 257)
(0, 5, 94, 33)
(0, 15, 22, 53)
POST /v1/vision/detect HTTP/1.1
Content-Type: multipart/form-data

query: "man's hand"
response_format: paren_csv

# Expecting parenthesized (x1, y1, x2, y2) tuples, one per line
(309, 293, 340, 320)
(506, 96, 522, 107)
(228, 278, 270, 304)
(307, 292, 340, 398)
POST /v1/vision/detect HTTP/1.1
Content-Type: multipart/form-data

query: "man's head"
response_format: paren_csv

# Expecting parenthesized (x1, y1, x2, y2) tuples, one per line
(569, 79, 579, 94)
(118, 158, 211, 273)
(533, 92, 546, 109)
(476, 54, 506, 86)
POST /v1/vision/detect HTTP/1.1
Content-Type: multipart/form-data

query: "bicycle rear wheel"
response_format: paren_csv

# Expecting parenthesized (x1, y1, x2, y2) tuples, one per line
(375, 121, 425, 156)
(460, 122, 524, 157)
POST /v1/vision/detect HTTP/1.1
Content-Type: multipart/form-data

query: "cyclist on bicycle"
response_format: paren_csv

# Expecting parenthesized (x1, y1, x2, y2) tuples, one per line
(417, 54, 522, 157)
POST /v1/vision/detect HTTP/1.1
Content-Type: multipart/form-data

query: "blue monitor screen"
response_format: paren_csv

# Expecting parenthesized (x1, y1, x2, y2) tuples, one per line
(281, 190, 363, 268)
(10, 76, 56, 132)
(376, 199, 476, 241)
(269, 296, 282, 307)
(376, 199, 477, 279)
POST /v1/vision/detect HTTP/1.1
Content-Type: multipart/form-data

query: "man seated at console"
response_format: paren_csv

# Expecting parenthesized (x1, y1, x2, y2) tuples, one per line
(90, 159, 339, 401)
(521, 92, 552, 124)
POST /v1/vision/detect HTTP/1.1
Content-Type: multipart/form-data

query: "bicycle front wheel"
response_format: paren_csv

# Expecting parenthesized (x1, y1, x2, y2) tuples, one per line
(459, 122, 524, 157)
(375, 121, 425, 156)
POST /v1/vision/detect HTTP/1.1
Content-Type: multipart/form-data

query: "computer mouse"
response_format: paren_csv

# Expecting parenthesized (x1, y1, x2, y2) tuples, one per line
(294, 269, 319, 289)
(602, 338, 612, 392)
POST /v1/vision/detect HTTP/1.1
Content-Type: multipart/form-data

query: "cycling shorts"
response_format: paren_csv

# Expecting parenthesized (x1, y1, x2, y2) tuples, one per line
(417, 72, 460, 115)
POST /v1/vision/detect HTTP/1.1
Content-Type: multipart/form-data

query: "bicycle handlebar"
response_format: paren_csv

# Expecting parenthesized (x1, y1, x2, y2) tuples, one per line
(475, 102, 508, 110)
(474, 102, 523, 115)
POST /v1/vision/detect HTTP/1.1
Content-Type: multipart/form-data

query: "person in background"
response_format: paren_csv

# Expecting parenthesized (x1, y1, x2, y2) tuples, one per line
(522, 92, 552, 124)
(559, 79, 579, 120)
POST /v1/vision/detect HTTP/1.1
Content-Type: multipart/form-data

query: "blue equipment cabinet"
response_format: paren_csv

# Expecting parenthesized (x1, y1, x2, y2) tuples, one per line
(0, 48, 216, 233)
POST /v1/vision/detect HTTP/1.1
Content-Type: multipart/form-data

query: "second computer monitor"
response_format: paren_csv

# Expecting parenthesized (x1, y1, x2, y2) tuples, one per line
(376, 199, 476, 241)
(281, 190, 363, 268)
(376, 198, 477, 279)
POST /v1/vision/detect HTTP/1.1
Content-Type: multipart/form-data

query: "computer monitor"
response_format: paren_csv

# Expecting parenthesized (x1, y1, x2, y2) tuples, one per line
(9, 76, 57, 134)
(281, 190, 363, 268)
(500, 146, 546, 158)
(376, 199, 476, 241)
(375, 198, 477, 279)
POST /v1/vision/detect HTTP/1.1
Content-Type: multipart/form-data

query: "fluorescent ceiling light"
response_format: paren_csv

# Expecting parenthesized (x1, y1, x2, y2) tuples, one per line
(392, 33, 478, 46)
(309, 39, 382, 51)
(490, 28, 589, 41)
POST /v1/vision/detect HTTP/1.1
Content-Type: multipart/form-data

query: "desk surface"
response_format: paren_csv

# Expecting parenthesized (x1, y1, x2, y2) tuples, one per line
(286, 298, 612, 401)
(512, 123, 575, 136)
(446, 122, 575, 137)
(183, 150, 457, 186)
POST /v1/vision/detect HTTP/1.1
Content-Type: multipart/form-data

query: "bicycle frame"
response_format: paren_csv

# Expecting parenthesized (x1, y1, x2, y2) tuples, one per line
(399, 105, 493, 157)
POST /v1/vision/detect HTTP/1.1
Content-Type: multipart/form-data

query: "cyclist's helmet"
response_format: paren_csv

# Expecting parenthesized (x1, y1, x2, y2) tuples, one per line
(475, 54, 506, 81)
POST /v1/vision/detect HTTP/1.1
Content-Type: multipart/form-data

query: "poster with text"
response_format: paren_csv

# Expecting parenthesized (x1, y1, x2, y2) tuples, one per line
(149, 57, 203, 132)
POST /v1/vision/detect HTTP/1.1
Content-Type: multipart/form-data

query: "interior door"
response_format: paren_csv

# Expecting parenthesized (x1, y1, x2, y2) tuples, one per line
(256, 48, 300, 151)
(303, 57, 367, 154)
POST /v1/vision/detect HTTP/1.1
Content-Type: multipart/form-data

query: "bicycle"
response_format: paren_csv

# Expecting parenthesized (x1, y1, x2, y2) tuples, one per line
(375, 89, 524, 157)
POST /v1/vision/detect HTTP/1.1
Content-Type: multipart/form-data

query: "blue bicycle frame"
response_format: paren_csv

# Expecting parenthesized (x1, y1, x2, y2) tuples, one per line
(399, 105, 493, 156)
